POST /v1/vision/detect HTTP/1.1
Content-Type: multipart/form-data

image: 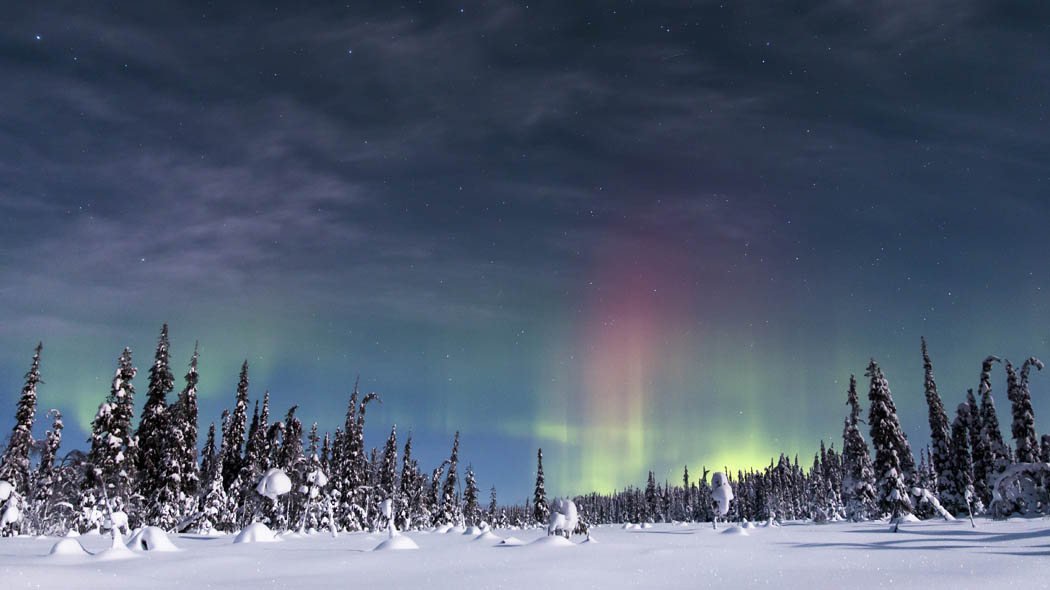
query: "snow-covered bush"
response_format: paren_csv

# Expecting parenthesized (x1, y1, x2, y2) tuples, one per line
(547, 498, 578, 538)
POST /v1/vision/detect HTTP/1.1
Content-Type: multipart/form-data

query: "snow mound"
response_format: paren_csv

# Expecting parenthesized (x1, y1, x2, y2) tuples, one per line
(530, 535, 575, 547)
(49, 537, 88, 557)
(94, 533, 137, 561)
(581, 535, 598, 544)
(374, 533, 419, 551)
(721, 526, 749, 536)
(640, 523, 653, 529)
(234, 522, 280, 544)
(896, 513, 920, 523)
(498, 536, 524, 546)
(742, 521, 756, 529)
(473, 531, 502, 543)
(64, 529, 80, 537)
(463, 526, 483, 535)
(449, 525, 467, 534)
(433, 524, 452, 534)
(126, 526, 179, 552)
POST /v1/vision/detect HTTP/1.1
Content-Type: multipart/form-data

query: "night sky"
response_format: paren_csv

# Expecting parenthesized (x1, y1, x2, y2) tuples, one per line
(2, 2, 1049, 500)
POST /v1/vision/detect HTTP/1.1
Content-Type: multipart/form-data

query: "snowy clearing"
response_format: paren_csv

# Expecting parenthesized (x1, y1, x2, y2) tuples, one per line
(1, 518, 1047, 589)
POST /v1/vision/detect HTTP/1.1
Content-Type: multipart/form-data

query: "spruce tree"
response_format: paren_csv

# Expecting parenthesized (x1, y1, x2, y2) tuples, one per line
(29, 409, 62, 534)
(86, 347, 137, 513)
(222, 361, 250, 490)
(174, 342, 200, 511)
(977, 356, 1010, 478)
(644, 471, 658, 522)
(439, 432, 460, 525)
(965, 388, 992, 506)
(136, 325, 174, 501)
(866, 359, 913, 522)
(533, 447, 549, 524)
(397, 436, 415, 530)
(199, 422, 230, 533)
(942, 403, 976, 515)
(920, 337, 952, 497)
(463, 465, 480, 526)
(1007, 358, 1043, 463)
(0, 343, 42, 494)
(841, 375, 877, 521)
(379, 425, 398, 501)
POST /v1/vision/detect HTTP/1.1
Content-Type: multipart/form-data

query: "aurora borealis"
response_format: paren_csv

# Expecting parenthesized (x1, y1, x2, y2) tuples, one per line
(1, 2, 1049, 500)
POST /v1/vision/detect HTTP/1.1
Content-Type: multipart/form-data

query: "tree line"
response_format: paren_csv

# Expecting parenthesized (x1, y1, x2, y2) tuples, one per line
(521, 338, 1047, 528)
(0, 326, 503, 535)
(0, 329, 1046, 536)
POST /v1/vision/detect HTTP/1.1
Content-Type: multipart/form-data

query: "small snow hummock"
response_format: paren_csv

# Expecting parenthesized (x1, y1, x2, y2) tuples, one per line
(126, 526, 179, 552)
(462, 525, 483, 536)
(49, 537, 89, 557)
(93, 530, 137, 561)
(498, 536, 524, 546)
(529, 534, 575, 547)
(234, 522, 280, 544)
(64, 529, 80, 538)
(473, 530, 502, 543)
(580, 534, 598, 544)
(433, 524, 453, 534)
(374, 533, 419, 551)
(721, 525, 749, 536)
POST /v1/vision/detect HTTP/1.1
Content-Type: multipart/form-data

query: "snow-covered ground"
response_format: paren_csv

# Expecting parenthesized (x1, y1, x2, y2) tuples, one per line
(1, 518, 1047, 589)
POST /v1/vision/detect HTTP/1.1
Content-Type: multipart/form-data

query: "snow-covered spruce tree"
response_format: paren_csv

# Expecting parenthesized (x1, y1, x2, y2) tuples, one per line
(438, 432, 461, 526)
(28, 409, 63, 534)
(942, 403, 976, 516)
(373, 424, 398, 530)
(222, 361, 250, 490)
(237, 399, 268, 527)
(487, 485, 500, 526)
(137, 325, 182, 529)
(336, 383, 380, 531)
(965, 388, 992, 507)
(198, 422, 230, 533)
(842, 375, 878, 521)
(1007, 358, 1043, 463)
(823, 444, 844, 518)
(463, 465, 480, 526)
(807, 452, 828, 522)
(921, 337, 952, 498)
(85, 347, 138, 518)
(866, 359, 914, 523)
(277, 406, 304, 531)
(977, 356, 1010, 479)
(0, 343, 42, 496)
(644, 471, 658, 522)
(378, 425, 398, 499)
(396, 436, 415, 530)
(197, 422, 217, 509)
(173, 342, 200, 514)
(135, 326, 174, 496)
(425, 460, 447, 525)
(533, 447, 549, 525)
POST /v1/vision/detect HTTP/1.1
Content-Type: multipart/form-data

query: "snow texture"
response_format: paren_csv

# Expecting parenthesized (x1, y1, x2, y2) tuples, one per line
(4, 520, 1048, 589)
